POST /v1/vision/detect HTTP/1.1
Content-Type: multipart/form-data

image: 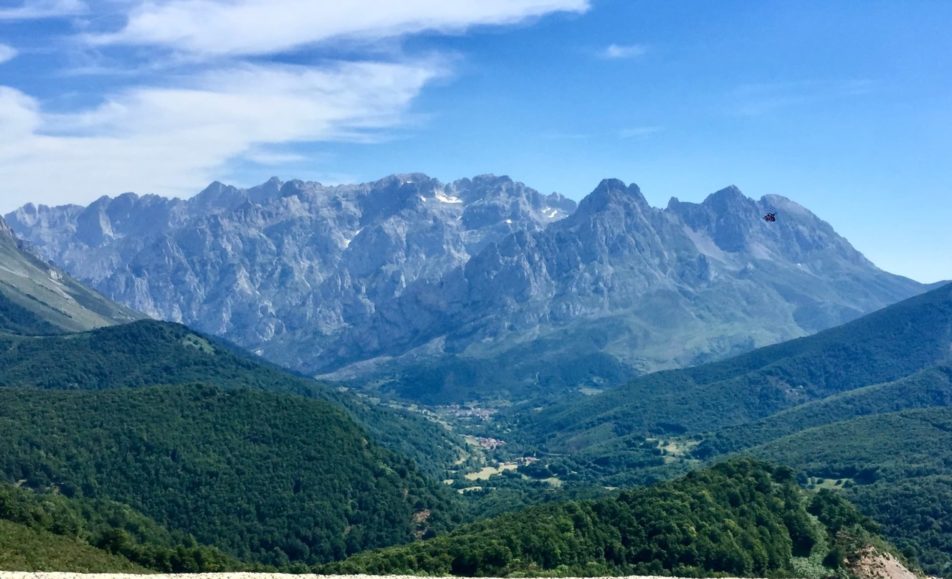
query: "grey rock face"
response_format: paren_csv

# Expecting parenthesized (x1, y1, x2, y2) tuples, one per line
(7, 175, 923, 401)
(0, 215, 12, 239)
(7, 174, 573, 358)
(304, 180, 924, 400)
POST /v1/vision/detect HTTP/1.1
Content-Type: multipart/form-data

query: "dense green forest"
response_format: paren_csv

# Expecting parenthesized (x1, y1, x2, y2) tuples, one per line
(468, 284, 952, 575)
(0, 385, 460, 567)
(325, 459, 893, 577)
(695, 365, 952, 458)
(0, 319, 466, 479)
(752, 407, 952, 576)
(0, 519, 146, 572)
(0, 481, 235, 571)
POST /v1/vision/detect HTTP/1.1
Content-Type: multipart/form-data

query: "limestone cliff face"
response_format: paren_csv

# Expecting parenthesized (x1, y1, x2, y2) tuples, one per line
(312, 179, 923, 400)
(7, 176, 923, 401)
(6, 174, 572, 357)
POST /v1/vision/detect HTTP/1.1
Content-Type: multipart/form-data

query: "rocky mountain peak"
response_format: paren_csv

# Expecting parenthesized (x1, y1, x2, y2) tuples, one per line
(261, 176, 283, 188)
(371, 173, 439, 192)
(699, 185, 760, 216)
(75, 197, 116, 246)
(705, 184, 744, 200)
(664, 186, 762, 253)
(5, 174, 925, 403)
(190, 180, 246, 212)
(246, 177, 284, 203)
(545, 191, 577, 213)
(466, 174, 514, 189)
(575, 179, 648, 216)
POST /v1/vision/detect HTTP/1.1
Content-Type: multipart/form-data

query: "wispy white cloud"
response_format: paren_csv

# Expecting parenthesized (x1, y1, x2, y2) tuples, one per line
(0, 0, 589, 211)
(0, 44, 18, 64)
(243, 148, 309, 166)
(0, 87, 40, 138)
(618, 126, 663, 138)
(90, 0, 591, 57)
(730, 79, 876, 117)
(0, 60, 443, 209)
(599, 43, 647, 60)
(0, 0, 87, 20)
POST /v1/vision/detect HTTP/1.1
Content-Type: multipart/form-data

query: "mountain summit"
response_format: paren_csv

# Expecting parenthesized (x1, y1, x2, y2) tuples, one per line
(306, 179, 923, 401)
(6, 175, 924, 401)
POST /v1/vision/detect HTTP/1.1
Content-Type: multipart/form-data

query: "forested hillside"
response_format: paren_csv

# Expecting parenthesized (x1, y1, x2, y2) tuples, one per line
(0, 520, 147, 573)
(0, 319, 466, 479)
(696, 365, 952, 458)
(0, 385, 459, 567)
(517, 283, 952, 466)
(0, 482, 235, 572)
(753, 407, 952, 576)
(481, 284, 952, 575)
(326, 459, 900, 578)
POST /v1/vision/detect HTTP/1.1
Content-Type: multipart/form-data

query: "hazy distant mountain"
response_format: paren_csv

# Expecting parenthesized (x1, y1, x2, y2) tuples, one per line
(0, 215, 139, 334)
(7, 175, 924, 401)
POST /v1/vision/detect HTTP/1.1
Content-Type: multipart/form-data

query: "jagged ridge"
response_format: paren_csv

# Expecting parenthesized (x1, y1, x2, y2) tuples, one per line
(6, 175, 923, 402)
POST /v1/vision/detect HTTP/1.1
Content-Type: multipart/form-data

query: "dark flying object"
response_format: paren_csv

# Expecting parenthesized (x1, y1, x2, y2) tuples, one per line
(763, 212, 777, 222)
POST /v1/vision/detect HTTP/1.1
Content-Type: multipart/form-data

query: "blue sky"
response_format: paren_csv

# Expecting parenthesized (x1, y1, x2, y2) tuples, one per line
(0, 0, 949, 283)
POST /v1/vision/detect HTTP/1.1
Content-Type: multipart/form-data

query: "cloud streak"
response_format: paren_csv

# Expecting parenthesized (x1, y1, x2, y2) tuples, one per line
(0, 0, 86, 20)
(0, 60, 443, 209)
(91, 0, 591, 57)
(730, 79, 876, 117)
(0, 45, 18, 64)
(599, 43, 647, 60)
(0, 0, 589, 211)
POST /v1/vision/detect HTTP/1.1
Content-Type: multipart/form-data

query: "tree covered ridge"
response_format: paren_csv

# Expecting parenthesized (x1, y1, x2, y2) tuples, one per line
(325, 459, 895, 577)
(0, 319, 466, 479)
(0, 385, 460, 567)
(0, 482, 235, 572)
(521, 283, 952, 446)
(0, 519, 148, 573)
(752, 406, 952, 576)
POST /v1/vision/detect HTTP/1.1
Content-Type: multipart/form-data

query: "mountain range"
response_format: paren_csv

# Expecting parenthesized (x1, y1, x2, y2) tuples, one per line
(6, 175, 927, 402)
(0, 188, 946, 576)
